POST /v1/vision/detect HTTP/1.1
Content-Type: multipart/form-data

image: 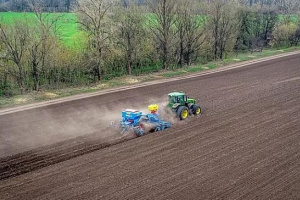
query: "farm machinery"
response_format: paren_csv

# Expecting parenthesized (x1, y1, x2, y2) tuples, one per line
(168, 92, 201, 120)
(110, 104, 171, 137)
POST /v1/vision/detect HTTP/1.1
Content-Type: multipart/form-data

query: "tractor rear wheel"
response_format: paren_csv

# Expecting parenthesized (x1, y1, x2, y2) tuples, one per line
(192, 105, 201, 115)
(177, 106, 189, 120)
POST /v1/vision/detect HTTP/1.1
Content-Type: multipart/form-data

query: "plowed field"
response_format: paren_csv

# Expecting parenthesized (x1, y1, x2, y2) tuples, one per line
(0, 53, 300, 200)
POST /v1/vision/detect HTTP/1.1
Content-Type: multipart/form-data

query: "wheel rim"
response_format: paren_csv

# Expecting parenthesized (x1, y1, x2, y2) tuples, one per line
(196, 107, 201, 115)
(181, 109, 188, 119)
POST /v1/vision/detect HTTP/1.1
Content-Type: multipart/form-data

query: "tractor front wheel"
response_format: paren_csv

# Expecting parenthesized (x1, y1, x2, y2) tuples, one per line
(192, 105, 201, 115)
(177, 106, 189, 120)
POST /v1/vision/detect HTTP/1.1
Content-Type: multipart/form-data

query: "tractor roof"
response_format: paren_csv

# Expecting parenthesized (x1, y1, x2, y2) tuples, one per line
(168, 92, 185, 96)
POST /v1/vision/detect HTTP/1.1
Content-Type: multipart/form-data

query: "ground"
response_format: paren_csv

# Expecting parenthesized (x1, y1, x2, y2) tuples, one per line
(0, 53, 300, 199)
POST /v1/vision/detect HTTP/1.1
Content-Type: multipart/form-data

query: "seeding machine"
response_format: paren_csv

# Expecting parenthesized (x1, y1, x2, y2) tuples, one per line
(110, 104, 171, 137)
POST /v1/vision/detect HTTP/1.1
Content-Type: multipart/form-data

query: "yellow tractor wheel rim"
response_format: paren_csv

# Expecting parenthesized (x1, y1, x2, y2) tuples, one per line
(196, 108, 201, 115)
(181, 109, 188, 119)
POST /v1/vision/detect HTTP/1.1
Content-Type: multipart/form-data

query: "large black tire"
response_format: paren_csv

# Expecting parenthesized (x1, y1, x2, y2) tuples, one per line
(192, 104, 201, 115)
(176, 106, 189, 120)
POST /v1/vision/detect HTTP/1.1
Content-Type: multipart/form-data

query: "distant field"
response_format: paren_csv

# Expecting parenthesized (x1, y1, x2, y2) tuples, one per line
(278, 14, 299, 23)
(0, 12, 83, 48)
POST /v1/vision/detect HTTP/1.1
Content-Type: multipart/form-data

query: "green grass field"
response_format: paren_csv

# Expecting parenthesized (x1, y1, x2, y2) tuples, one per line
(0, 12, 83, 48)
(279, 14, 299, 24)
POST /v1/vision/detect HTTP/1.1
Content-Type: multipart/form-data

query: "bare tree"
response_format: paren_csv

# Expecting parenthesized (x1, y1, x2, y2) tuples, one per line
(0, 19, 29, 93)
(175, 0, 205, 66)
(114, 1, 145, 75)
(235, 7, 256, 51)
(280, 0, 300, 25)
(260, 8, 278, 46)
(149, 0, 177, 69)
(74, 0, 115, 82)
(206, 0, 238, 60)
(26, 0, 61, 91)
(0, 45, 9, 96)
(10, 0, 29, 11)
(4, 0, 75, 12)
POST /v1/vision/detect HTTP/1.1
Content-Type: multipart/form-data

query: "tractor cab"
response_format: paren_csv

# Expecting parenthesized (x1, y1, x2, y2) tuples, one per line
(168, 92, 186, 105)
(168, 92, 195, 107)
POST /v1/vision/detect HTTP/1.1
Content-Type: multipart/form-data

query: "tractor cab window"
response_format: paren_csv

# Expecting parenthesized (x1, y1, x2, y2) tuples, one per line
(183, 95, 188, 102)
(169, 95, 180, 103)
(177, 95, 182, 102)
(169, 95, 176, 103)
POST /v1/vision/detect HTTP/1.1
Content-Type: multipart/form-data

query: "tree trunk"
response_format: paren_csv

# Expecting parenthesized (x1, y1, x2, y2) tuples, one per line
(126, 35, 132, 75)
(127, 59, 132, 75)
(17, 63, 25, 94)
(179, 39, 184, 67)
(32, 61, 39, 91)
(214, 27, 219, 60)
(163, 44, 168, 69)
(96, 48, 102, 81)
(187, 46, 192, 66)
(214, 41, 218, 60)
(96, 63, 101, 81)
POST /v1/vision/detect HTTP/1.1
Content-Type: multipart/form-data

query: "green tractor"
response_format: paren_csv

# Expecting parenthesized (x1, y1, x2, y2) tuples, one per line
(168, 92, 201, 120)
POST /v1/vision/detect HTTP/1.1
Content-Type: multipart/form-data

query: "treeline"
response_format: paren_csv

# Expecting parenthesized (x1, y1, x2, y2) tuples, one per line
(0, 0, 300, 96)
(1, 0, 299, 12)
(0, 0, 76, 12)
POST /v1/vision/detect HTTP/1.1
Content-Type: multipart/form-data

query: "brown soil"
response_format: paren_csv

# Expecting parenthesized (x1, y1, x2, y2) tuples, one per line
(0, 54, 300, 199)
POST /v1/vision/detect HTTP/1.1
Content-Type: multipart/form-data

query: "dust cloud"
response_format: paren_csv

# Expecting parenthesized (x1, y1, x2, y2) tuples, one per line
(0, 95, 179, 158)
